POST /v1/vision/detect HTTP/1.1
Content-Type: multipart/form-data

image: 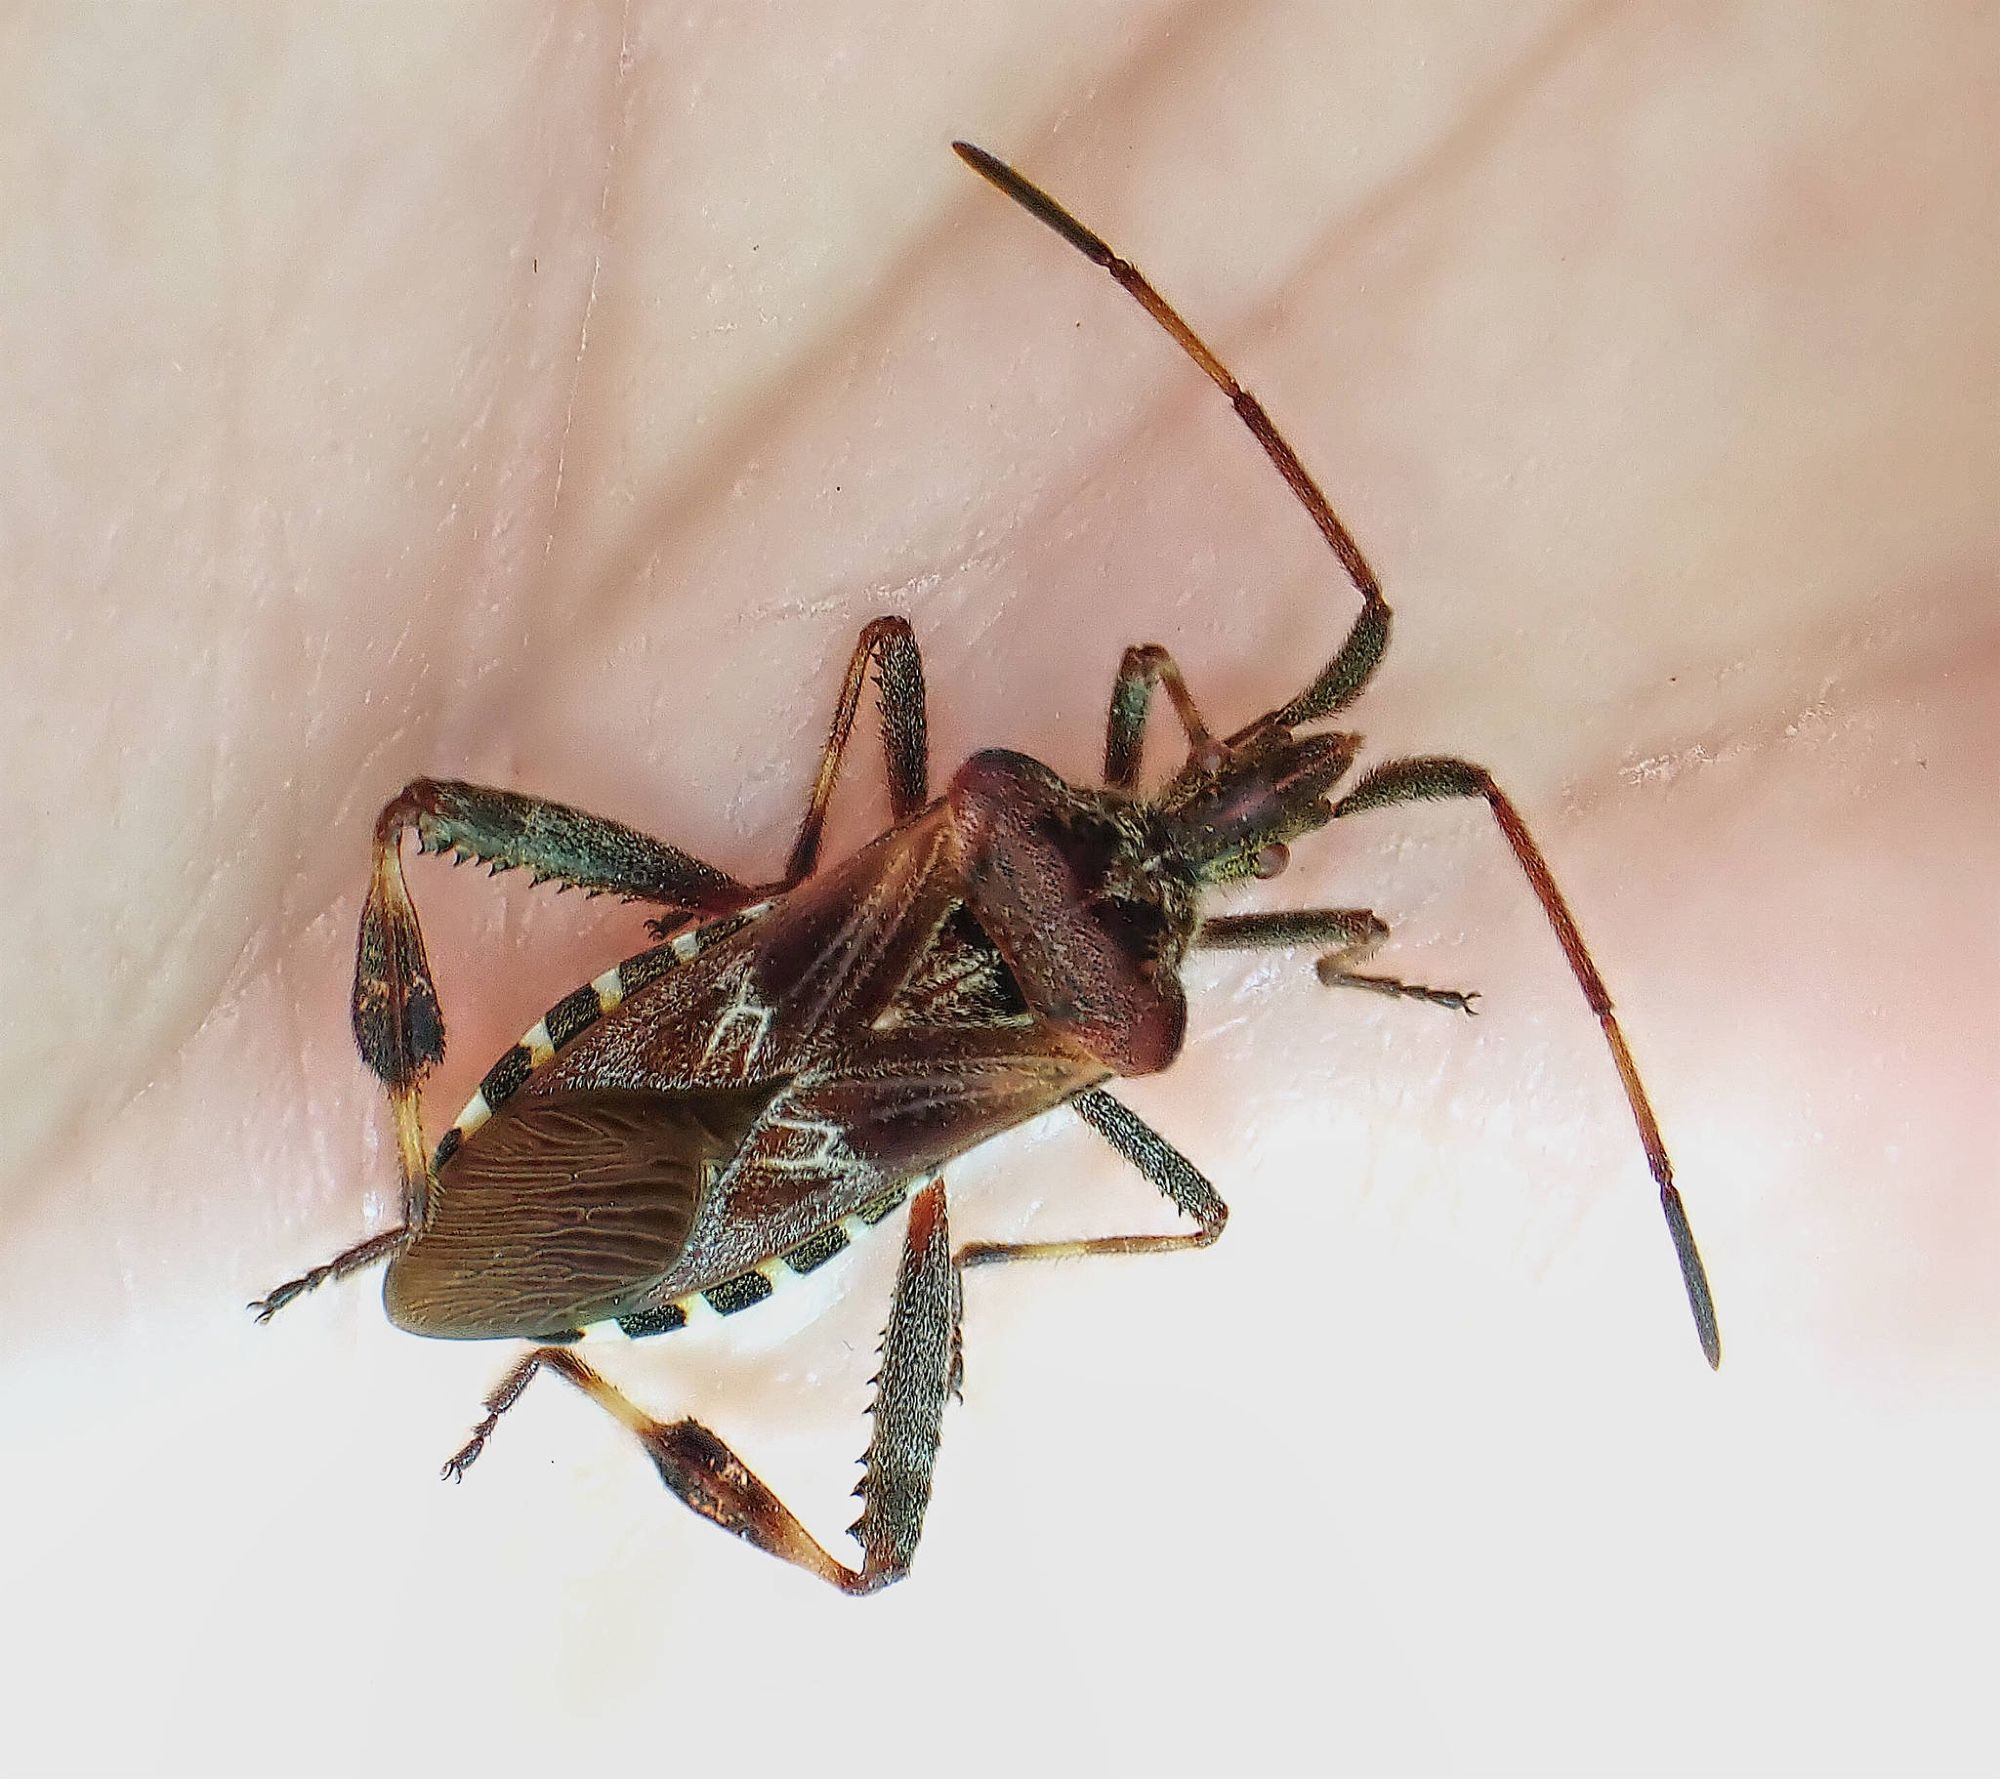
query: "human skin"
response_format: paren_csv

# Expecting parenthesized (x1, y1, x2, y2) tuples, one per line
(3, 5, 1996, 1776)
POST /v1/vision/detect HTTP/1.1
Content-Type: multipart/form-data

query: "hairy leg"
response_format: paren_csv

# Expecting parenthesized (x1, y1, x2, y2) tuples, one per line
(1198, 907, 1479, 1013)
(4, 11, 1991, 1776)
(440, 1182, 961, 1594)
(958, 1088, 1227, 1268)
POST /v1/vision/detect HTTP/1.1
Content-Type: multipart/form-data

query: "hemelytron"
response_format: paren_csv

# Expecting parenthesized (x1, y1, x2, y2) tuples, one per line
(253, 141, 1719, 1596)
(421, 898, 908, 1342)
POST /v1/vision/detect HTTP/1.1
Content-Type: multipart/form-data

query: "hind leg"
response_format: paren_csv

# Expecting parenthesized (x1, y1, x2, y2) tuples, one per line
(439, 1182, 962, 1594)
(257, 620, 932, 1317)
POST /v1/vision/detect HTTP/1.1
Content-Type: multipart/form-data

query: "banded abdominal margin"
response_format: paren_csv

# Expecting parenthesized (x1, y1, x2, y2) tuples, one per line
(587, 1183, 915, 1341)
(421, 890, 917, 1344)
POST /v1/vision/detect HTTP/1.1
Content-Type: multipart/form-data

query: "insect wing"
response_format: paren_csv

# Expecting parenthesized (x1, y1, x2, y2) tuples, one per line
(384, 1083, 779, 1339)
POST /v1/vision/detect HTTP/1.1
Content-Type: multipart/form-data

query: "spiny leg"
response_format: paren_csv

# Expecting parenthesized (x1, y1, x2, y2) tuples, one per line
(363, 778, 753, 950)
(360, 775, 747, 1153)
(442, 1181, 962, 1595)
(1104, 644, 1219, 791)
(850, 1178, 963, 1582)
(958, 1088, 1227, 1269)
(355, 778, 755, 1114)
(380, 777, 749, 909)
(244, 805, 452, 1317)
(350, 798, 450, 1228)
(954, 142, 1390, 734)
(783, 616, 931, 884)
(256, 778, 753, 1320)
(270, 624, 926, 1322)
(1335, 756, 1721, 1367)
(1199, 908, 1480, 1014)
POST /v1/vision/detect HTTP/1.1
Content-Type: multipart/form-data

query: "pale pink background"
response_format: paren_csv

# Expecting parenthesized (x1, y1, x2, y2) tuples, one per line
(2, 5, 1995, 1776)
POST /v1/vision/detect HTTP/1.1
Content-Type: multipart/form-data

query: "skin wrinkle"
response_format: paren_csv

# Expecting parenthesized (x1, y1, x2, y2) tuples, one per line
(503, 5, 1209, 669)
(478, 11, 1556, 799)
(1268, 0, 1621, 311)
(539, 0, 632, 582)
(48, 19, 1217, 1071)
(4, 9, 1995, 1776)
(502, 123, 1003, 658)
(8, 8, 1977, 1256)
(509, 11, 1615, 818)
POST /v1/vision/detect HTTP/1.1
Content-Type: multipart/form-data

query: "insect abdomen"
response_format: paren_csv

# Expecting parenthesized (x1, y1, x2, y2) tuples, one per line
(579, 1179, 916, 1343)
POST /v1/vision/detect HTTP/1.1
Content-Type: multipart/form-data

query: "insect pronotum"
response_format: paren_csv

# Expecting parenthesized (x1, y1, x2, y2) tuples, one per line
(253, 141, 1720, 1595)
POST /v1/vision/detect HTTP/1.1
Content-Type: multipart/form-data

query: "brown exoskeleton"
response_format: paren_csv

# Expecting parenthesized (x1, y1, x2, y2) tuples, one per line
(253, 142, 1719, 1595)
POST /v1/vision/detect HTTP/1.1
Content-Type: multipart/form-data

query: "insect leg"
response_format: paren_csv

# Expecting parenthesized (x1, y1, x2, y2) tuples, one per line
(256, 780, 753, 1322)
(377, 777, 748, 908)
(849, 1178, 963, 1585)
(248, 795, 457, 1316)
(248, 1227, 409, 1322)
(1200, 907, 1383, 952)
(1334, 756, 1721, 1367)
(783, 616, 930, 883)
(440, 1182, 961, 1595)
(957, 1089, 1227, 1268)
(356, 782, 738, 1217)
(1199, 908, 1479, 1014)
(355, 776, 749, 1101)
(954, 143, 1390, 733)
(1104, 644, 1217, 790)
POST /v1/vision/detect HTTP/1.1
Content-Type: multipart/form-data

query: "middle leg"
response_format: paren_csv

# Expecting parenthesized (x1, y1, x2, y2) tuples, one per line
(957, 1089, 1228, 1269)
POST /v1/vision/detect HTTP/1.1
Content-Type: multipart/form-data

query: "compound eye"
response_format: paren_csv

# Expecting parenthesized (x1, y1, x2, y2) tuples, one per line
(1250, 842, 1290, 880)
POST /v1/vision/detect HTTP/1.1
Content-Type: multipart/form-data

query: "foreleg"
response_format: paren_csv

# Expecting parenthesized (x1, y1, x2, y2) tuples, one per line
(783, 616, 930, 882)
(1103, 644, 1219, 791)
(1198, 908, 1479, 1013)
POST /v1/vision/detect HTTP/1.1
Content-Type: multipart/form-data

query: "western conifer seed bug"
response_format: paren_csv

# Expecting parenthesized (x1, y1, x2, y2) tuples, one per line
(253, 141, 1720, 1595)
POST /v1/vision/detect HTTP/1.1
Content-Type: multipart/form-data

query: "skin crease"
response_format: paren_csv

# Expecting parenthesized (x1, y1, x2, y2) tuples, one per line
(2, 4, 1996, 1775)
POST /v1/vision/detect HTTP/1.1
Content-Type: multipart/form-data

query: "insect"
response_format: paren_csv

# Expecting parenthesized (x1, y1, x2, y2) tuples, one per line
(253, 141, 1719, 1595)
